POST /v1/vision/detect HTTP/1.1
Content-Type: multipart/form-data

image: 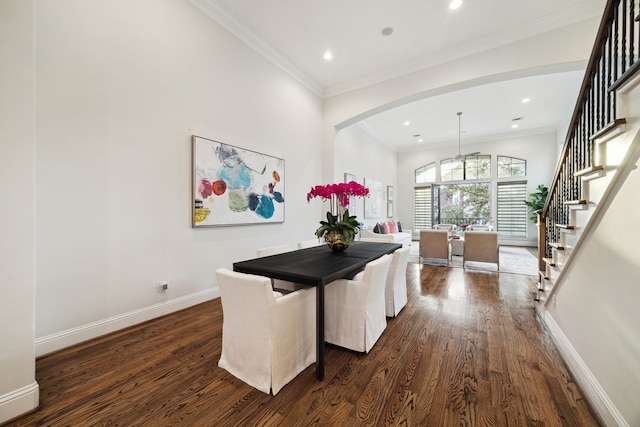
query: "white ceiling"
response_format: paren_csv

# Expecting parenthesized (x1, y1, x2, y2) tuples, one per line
(190, 0, 606, 151)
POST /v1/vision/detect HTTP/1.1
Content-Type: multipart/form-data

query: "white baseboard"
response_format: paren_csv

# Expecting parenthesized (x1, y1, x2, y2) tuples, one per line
(0, 381, 39, 424)
(35, 288, 219, 357)
(543, 312, 628, 427)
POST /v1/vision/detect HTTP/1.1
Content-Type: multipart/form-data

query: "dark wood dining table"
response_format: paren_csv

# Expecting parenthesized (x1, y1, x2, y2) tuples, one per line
(232, 240, 402, 380)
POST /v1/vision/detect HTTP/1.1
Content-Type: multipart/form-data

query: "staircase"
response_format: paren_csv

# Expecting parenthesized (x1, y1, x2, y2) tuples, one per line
(534, 127, 629, 306)
(535, 0, 639, 310)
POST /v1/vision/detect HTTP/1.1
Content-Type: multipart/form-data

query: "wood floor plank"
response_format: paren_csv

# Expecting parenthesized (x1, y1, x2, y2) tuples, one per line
(6, 262, 602, 427)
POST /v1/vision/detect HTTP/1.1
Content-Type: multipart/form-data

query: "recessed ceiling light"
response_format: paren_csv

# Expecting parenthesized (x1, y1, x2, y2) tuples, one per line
(522, 97, 531, 103)
(418, 138, 424, 143)
(404, 121, 411, 126)
(450, 0, 463, 10)
(381, 27, 394, 36)
(512, 124, 519, 129)
(323, 51, 333, 61)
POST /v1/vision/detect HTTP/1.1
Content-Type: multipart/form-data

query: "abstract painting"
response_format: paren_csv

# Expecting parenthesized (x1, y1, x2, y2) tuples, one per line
(192, 135, 285, 227)
(364, 178, 382, 219)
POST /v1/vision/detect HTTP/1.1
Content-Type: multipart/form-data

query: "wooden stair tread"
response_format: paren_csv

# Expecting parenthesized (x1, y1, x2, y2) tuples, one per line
(543, 257, 556, 266)
(589, 117, 626, 140)
(574, 165, 604, 177)
(564, 200, 588, 205)
(539, 270, 548, 279)
(548, 242, 565, 250)
(555, 224, 575, 230)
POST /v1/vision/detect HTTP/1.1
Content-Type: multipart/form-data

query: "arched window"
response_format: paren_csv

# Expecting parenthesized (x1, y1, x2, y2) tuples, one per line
(497, 155, 526, 177)
(415, 162, 436, 183)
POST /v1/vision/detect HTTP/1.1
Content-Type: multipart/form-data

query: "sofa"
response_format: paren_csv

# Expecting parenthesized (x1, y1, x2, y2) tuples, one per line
(360, 221, 412, 247)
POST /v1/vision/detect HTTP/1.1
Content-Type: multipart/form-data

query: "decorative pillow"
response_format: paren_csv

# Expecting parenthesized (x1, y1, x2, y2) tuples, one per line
(373, 223, 382, 234)
(382, 222, 391, 234)
(397, 221, 403, 232)
(388, 221, 399, 233)
(377, 223, 386, 234)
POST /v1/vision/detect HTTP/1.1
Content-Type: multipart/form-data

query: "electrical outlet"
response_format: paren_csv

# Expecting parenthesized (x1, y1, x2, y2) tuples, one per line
(160, 281, 169, 292)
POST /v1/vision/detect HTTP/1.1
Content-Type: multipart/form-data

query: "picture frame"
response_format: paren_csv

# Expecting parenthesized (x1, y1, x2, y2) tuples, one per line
(387, 185, 394, 201)
(192, 135, 285, 227)
(364, 177, 383, 219)
(387, 202, 394, 218)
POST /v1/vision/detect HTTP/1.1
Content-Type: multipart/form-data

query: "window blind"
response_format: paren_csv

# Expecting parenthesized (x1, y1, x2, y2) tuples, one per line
(497, 181, 527, 237)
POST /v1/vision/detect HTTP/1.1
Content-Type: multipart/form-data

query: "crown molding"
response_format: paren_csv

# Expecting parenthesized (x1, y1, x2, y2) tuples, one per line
(187, 0, 324, 97)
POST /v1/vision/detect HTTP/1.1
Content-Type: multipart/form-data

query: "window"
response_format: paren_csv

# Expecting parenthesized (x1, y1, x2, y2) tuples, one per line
(465, 155, 491, 179)
(435, 183, 490, 225)
(497, 156, 526, 177)
(440, 159, 464, 181)
(414, 186, 432, 230)
(415, 156, 529, 238)
(415, 163, 436, 183)
(441, 155, 490, 181)
(497, 181, 527, 237)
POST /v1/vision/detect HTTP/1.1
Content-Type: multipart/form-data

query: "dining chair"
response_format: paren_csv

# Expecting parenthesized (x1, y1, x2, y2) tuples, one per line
(324, 254, 392, 353)
(385, 246, 410, 317)
(419, 229, 449, 265)
(463, 231, 499, 270)
(256, 244, 309, 292)
(433, 224, 457, 234)
(216, 268, 316, 395)
(297, 238, 322, 249)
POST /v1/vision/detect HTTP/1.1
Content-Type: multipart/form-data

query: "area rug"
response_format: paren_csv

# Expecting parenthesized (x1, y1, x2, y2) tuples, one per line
(408, 243, 538, 276)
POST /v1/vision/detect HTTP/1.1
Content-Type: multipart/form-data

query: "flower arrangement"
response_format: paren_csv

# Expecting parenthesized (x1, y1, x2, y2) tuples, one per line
(306, 181, 369, 250)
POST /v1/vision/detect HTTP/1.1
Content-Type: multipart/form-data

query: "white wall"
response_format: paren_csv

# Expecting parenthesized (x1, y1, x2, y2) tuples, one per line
(333, 125, 397, 227)
(396, 132, 558, 244)
(0, 0, 39, 422)
(31, 0, 322, 351)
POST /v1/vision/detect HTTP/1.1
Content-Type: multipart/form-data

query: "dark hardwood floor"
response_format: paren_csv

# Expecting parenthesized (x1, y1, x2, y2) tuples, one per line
(6, 263, 601, 426)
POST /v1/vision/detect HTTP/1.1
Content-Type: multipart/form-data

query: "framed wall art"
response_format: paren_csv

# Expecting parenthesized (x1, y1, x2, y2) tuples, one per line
(192, 135, 285, 227)
(364, 177, 382, 219)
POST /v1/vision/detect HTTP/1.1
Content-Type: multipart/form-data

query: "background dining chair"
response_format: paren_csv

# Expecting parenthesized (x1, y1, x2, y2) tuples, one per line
(385, 246, 410, 317)
(433, 224, 457, 234)
(419, 229, 449, 265)
(297, 238, 322, 249)
(256, 244, 308, 292)
(216, 268, 316, 395)
(463, 231, 499, 270)
(256, 243, 294, 258)
(324, 254, 392, 353)
(466, 224, 493, 231)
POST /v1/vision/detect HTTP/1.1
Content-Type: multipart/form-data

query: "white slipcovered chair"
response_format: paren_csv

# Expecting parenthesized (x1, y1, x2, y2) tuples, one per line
(466, 224, 493, 231)
(256, 243, 294, 258)
(324, 254, 392, 353)
(216, 268, 316, 395)
(433, 224, 457, 234)
(463, 231, 499, 270)
(256, 244, 309, 292)
(419, 229, 449, 265)
(385, 246, 410, 317)
(297, 238, 322, 249)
